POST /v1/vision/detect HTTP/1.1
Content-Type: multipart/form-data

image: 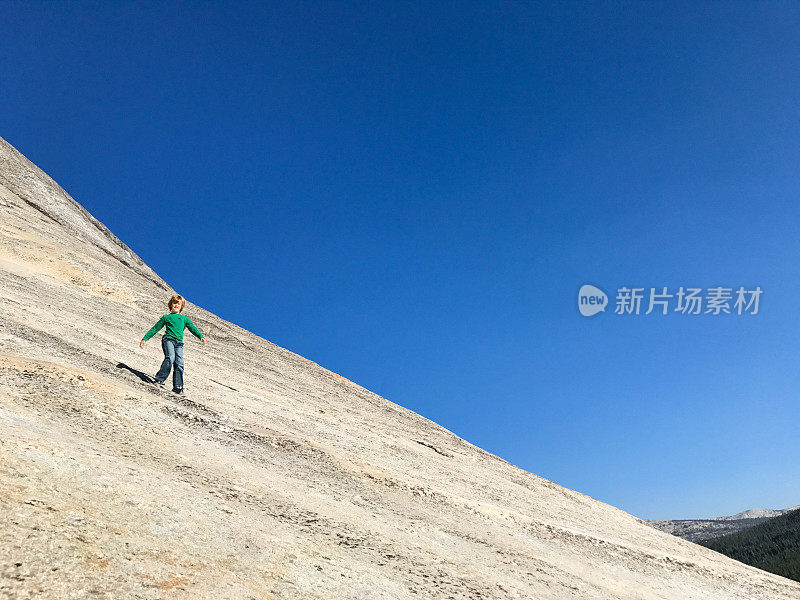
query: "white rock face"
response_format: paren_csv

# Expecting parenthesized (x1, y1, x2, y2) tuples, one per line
(1, 135, 799, 599)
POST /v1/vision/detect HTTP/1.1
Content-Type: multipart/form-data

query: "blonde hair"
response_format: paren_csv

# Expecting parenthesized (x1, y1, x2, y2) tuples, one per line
(168, 294, 186, 312)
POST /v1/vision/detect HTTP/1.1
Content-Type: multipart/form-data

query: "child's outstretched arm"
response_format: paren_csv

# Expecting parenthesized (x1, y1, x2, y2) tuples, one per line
(185, 317, 206, 346)
(139, 316, 166, 349)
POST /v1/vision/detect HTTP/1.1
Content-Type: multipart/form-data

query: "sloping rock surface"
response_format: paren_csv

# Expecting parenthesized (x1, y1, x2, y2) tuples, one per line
(1, 135, 799, 599)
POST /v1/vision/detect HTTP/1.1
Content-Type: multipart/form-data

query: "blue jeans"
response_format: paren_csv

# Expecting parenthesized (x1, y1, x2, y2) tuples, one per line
(155, 337, 184, 390)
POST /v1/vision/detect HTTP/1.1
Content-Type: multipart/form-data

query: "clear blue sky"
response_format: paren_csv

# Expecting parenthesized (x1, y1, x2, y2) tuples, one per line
(4, 1, 800, 520)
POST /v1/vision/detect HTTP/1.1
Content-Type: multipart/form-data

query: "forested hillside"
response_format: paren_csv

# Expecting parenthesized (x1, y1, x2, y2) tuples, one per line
(702, 508, 800, 582)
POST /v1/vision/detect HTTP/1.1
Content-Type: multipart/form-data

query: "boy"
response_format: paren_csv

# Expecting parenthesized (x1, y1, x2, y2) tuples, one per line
(140, 294, 206, 394)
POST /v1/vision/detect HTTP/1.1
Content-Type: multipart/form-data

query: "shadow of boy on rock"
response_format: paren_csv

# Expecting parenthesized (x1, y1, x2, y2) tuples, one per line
(116, 362, 155, 384)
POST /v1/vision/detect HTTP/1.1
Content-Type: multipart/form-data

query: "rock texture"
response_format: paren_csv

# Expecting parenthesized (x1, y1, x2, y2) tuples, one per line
(647, 506, 800, 543)
(1, 134, 799, 599)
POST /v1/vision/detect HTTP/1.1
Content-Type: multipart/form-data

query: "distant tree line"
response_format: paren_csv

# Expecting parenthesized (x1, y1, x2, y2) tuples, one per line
(701, 508, 800, 582)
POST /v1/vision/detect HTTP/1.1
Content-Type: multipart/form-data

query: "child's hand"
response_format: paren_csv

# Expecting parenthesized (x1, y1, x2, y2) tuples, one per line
(139, 340, 145, 349)
(201, 338, 207, 346)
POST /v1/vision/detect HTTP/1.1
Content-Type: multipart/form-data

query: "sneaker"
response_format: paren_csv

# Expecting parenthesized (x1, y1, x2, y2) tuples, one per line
(153, 378, 165, 387)
(172, 388, 184, 395)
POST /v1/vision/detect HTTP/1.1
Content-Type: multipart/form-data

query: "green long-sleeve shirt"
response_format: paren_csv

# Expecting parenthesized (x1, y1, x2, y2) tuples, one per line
(142, 313, 204, 343)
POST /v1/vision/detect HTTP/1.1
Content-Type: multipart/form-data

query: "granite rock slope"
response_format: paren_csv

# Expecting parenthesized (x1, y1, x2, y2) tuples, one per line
(1, 135, 799, 599)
